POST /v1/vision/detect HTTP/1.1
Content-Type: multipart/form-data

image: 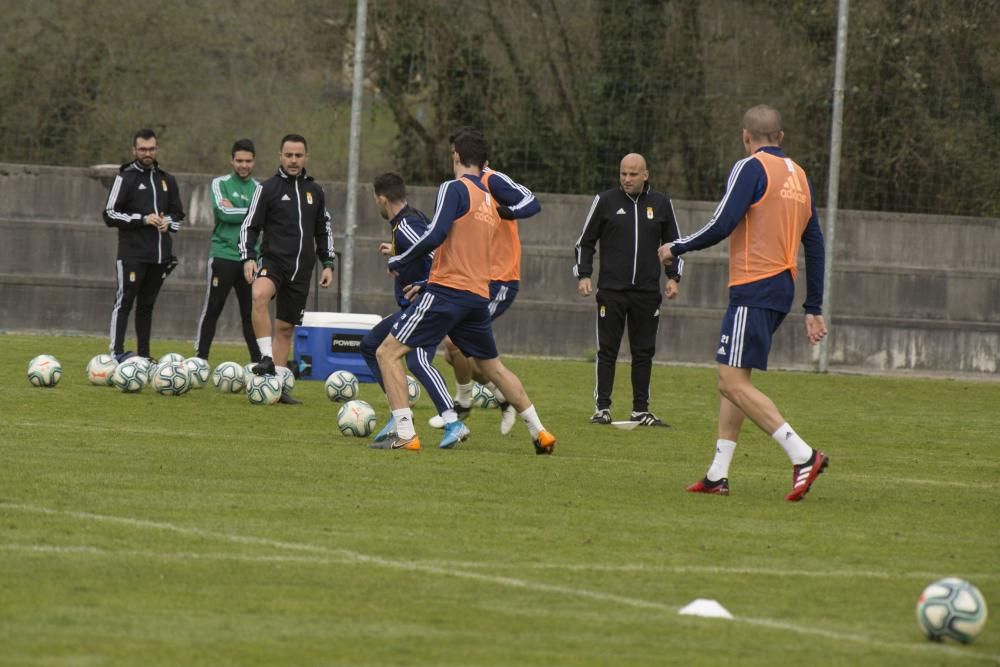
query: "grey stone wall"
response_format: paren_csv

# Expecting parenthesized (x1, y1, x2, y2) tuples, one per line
(1, 162, 997, 376)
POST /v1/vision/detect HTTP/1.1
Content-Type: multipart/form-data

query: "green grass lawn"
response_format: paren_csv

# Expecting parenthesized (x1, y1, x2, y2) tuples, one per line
(1, 333, 997, 666)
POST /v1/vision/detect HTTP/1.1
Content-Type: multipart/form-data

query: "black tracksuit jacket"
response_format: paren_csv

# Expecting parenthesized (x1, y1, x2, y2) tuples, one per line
(102, 161, 184, 263)
(238, 167, 336, 282)
(573, 183, 683, 291)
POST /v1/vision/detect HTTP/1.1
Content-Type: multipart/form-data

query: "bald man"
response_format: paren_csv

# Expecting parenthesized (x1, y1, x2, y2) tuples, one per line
(573, 153, 683, 427)
(659, 105, 829, 501)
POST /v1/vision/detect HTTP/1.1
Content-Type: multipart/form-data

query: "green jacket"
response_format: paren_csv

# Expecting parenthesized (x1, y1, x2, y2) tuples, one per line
(210, 172, 259, 260)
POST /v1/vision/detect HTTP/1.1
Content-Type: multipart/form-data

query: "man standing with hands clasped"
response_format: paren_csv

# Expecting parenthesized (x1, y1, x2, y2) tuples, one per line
(659, 105, 829, 501)
(574, 153, 683, 427)
(103, 128, 184, 363)
(239, 134, 336, 404)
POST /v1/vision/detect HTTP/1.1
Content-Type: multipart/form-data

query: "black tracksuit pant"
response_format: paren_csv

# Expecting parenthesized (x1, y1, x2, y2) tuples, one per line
(195, 257, 261, 361)
(195, 257, 260, 361)
(594, 288, 661, 413)
(110, 260, 168, 358)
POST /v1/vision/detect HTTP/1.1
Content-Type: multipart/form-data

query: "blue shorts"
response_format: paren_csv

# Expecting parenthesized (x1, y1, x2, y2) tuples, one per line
(716, 305, 787, 370)
(391, 285, 499, 360)
(487, 280, 519, 321)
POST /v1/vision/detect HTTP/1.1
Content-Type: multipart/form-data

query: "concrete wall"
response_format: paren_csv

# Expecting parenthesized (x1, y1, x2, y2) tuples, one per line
(1, 162, 997, 376)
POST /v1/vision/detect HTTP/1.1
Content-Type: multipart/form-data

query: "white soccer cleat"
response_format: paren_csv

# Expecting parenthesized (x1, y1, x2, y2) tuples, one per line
(499, 402, 517, 436)
(428, 414, 445, 429)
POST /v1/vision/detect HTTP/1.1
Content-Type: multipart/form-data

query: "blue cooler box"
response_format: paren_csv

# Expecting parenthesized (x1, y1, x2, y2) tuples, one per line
(293, 312, 383, 382)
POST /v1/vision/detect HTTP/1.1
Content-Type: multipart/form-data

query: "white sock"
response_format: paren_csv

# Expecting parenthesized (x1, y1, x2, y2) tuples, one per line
(456, 382, 474, 406)
(486, 381, 506, 404)
(441, 409, 458, 425)
(772, 422, 812, 465)
(706, 439, 737, 482)
(393, 408, 415, 439)
(256, 337, 272, 358)
(519, 405, 543, 439)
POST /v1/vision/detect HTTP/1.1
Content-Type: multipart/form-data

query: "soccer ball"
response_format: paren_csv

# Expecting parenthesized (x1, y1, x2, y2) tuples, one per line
(243, 363, 258, 392)
(183, 357, 210, 389)
(86, 354, 118, 386)
(406, 375, 421, 406)
(111, 359, 147, 393)
(132, 357, 154, 384)
(247, 374, 282, 405)
(337, 400, 377, 437)
(325, 370, 359, 402)
(151, 362, 190, 396)
(917, 578, 988, 643)
(472, 382, 499, 409)
(212, 361, 245, 393)
(278, 366, 296, 394)
(27, 355, 62, 387)
(159, 352, 185, 365)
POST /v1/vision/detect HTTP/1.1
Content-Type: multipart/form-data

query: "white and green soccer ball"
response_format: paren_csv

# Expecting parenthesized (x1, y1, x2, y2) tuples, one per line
(471, 382, 499, 409)
(131, 357, 154, 384)
(159, 352, 185, 366)
(243, 363, 258, 392)
(917, 577, 988, 644)
(212, 361, 245, 393)
(86, 354, 118, 386)
(337, 399, 376, 437)
(325, 370, 359, 402)
(278, 366, 296, 394)
(111, 359, 147, 393)
(406, 375, 420, 406)
(247, 374, 282, 405)
(183, 357, 210, 389)
(152, 362, 190, 396)
(27, 354, 62, 387)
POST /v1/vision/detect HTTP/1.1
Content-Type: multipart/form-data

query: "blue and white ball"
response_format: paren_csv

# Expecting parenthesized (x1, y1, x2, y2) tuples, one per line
(406, 375, 420, 406)
(152, 362, 190, 396)
(86, 354, 118, 386)
(337, 399, 377, 436)
(247, 374, 282, 405)
(917, 578, 988, 644)
(27, 355, 62, 387)
(325, 370, 359, 402)
(111, 359, 147, 393)
(183, 357, 210, 389)
(212, 361, 245, 393)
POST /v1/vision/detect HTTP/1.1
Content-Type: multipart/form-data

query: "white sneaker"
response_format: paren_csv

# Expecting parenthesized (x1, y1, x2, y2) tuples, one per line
(499, 402, 517, 436)
(428, 414, 445, 429)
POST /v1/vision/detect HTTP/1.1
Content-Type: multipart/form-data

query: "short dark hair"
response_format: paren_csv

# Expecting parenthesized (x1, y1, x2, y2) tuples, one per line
(280, 133, 308, 151)
(450, 128, 488, 169)
(133, 128, 157, 146)
(231, 138, 255, 156)
(373, 172, 406, 202)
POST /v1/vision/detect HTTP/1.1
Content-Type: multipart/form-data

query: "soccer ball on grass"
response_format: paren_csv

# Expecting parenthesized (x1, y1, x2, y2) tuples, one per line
(27, 355, 62, 387)
(916, 577, 988, 644)
(86, 354, 118, 386)
(472, 382, 499, 409)
(183, 357, 210, 389)
(406, 375, 420, 406)
(325, 370, 359, 402)
(212, 361, 246, 393)
(247, 374, 282, 405)
(337, 400, 377, 437)
(111, 359, 147, 393)
(152, 362, 190, 396)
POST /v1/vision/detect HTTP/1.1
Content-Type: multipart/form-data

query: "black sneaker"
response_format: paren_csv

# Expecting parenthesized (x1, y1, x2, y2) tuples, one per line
(455, 401, 472, 420)
(631, 411, 670, 427)
(590, 409, 612, 425)
(278, 390, 301, 405)
(254, 356, 276, 376)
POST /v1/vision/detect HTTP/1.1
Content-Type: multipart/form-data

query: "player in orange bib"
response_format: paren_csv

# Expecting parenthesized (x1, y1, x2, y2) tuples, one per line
(660, 105, 829, 501)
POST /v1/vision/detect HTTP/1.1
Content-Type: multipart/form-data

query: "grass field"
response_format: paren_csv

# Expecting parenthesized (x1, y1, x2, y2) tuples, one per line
(1, 333, 997, 666)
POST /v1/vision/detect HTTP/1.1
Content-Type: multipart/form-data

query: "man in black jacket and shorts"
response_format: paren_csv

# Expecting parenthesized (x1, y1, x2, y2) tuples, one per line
(573, 153, 682, 427)
(239, 134, 336, 404)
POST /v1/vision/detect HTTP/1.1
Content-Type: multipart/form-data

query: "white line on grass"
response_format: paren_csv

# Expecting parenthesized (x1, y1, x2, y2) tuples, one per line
(2, 502, 997, 664)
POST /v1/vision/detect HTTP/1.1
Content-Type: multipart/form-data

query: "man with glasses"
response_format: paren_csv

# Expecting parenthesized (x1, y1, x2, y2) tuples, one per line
(103, 128, 185, 363)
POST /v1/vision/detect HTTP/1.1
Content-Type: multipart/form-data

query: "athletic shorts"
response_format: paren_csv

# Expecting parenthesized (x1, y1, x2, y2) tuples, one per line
(256, 256, 311, 325)
(716, 305, 787, 370)
(487, 280, 519, 321)
(391, 286, 498, 360)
